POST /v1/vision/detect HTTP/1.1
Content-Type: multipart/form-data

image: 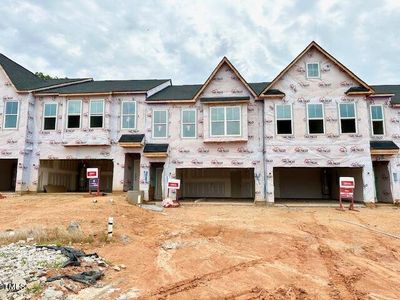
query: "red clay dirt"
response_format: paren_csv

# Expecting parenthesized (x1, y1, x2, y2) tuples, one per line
(1, 194, 400, 299)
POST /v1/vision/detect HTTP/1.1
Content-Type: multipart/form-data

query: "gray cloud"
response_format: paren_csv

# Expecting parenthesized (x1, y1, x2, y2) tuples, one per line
(0, 0, 398, 84)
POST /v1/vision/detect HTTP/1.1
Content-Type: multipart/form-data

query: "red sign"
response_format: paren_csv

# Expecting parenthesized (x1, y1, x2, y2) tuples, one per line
(167, 179, 181, 190)
(86, 168, 99, 179)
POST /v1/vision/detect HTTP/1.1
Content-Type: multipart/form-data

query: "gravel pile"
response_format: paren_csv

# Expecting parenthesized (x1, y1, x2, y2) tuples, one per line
(0, 242, 68, 300)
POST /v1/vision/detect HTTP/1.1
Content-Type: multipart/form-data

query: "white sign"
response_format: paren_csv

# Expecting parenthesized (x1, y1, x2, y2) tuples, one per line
(339, 177, 355, 188)
(167, 178, 181, 190)
(86, 168, 99, 179)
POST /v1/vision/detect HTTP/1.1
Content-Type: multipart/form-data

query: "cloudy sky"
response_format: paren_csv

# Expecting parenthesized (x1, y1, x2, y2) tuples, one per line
(0, 0, 399, 85)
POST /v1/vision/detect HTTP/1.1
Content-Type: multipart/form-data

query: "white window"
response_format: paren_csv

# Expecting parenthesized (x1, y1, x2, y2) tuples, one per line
(181, 109, 197, 138)
(306, 62, 320, 78)
(153, 110, 168, 138)
(3, 101, 19, 129)
(370, 105, 384, 135)
(67, 100, 82, 129)
(210, 106, 241, 137)
(307, 103, 324, 134)
(276, 104, 293, 135)
(43, 103, 57, 130)
(90, 100, 104, 128)
(121, 101, 136, 129)
(339, 103, 357, 133)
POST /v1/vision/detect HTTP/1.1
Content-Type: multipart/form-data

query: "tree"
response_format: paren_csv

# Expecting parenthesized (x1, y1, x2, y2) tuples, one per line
(34, 72, 59, 80)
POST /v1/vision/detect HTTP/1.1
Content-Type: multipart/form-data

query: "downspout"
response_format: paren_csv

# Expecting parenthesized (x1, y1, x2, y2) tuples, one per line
(261, 98, 267, 203)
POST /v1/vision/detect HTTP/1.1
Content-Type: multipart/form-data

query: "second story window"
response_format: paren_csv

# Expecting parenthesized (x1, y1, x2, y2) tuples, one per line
(153, 110, 167, 138)
(43, 103, 57, 130)
(276, 104, 292, 135)
(181, 109, 196, 138)
(67, 100, 81, 129)
(307, 103, 324, 134)
(306, 63, 320, 78)
(90, 100, 104, 128)
(121, 101, 136, 129)
(3, 101, 19, 129)
(210, 106, 241, 137)
(370, 105, 384, 135)
(339, 103, 357, 133)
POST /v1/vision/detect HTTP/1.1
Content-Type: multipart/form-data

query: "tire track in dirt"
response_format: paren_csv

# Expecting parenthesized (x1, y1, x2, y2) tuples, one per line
(298, 212, 366, 300)
(138, 258, 264, 299)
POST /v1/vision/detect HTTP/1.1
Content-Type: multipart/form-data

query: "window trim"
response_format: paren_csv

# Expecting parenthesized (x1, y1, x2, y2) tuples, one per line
(370, 104, 385, 136)
(121, 100, 137, 130)
(42, 102, 58, 131)
(306, 103, 325, 135)
(209, 106, 242, 137)
(275, 103, 293, 135)
(339, 102, 358, 134)
(306, 62, 320, 79)
(3, 100, 19, 129)
(89, 99, 105, 129)
(152, 109, 168, 139)
(66, 100, 82, 129)
(181, 108, 197, 139)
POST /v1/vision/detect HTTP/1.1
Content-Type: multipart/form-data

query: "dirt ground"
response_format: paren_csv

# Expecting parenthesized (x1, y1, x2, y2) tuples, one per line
(1, 194, 400, 299)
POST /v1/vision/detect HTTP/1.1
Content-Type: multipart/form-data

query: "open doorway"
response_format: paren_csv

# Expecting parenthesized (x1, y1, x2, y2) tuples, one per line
(0, 159, 17, 192)
(149, 162, 164, 200)
(373, 161, 393, 203)
(123, 153, 140, 191)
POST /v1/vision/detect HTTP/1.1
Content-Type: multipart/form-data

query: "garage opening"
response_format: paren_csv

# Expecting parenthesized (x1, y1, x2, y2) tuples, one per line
(38, 159, 113, 192)
(373, 161, 393, 203)
(176, 168, 255, 201)
(273, 167, 363, 202)
(0, 159, 17, 192)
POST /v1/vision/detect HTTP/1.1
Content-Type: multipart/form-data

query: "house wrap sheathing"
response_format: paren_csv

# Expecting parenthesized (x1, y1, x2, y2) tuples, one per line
(0, 42, 399, 203)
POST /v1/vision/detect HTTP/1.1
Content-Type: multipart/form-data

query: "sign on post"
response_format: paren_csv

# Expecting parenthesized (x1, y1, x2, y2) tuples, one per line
(167, 178, 181, 190)
(338, 177, 356, 211)
(87, 168, 100, 196)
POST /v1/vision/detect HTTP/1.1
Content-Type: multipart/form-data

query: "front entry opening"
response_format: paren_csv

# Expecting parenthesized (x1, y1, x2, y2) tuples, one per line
(38, 159, 113, 192)
(0, 159, 17, 192)
(176, 168, 255, 201)
(274, 167, 363, 202)
(149, 162, 164, 201)
(123, 153, 141, 192)
(373, 161, 393, 203)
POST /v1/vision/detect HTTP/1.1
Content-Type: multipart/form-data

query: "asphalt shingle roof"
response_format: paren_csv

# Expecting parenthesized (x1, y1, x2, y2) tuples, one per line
(200, 96, 250, 102)
(147, 84, 202, 101)
(118, 134, 145, 143)
(371, 85, 400, 104)
(0, 53, 88, 91)
(143, 143, 169, 153)
(39, 79, 170, 94)
(248, 82, 270, 95)
(370, 141, 399, 150)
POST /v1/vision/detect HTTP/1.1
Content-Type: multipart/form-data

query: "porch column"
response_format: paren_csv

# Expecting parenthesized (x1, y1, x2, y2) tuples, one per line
(139, 156, 150, 201)
(362, 161, 375, 203)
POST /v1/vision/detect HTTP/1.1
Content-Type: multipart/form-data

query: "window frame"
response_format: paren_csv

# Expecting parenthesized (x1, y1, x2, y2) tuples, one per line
(370, 104, 385, 136)
(42, 102, 58, 131)
(275, 104, 293, 135)
(89, 99, 105, 129)
(306, 62, 320, 79)
(339, 102, 358, 134)
(209, 106, 241, 137)
(121, 100, 137, 130)
(152, 109, 168, 139)
(306, 103, 325, 135)
(66, 100, 82, 129)
(181, 108, 197, 139)
(3, 100, 19, 129)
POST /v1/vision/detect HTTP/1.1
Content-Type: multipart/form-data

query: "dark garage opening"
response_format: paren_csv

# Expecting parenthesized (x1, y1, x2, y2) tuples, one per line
(176, 168, 255, 201)
(273, 167, 363, 202)
(0, 159, 17, 192)
(38, 159, 113, 192)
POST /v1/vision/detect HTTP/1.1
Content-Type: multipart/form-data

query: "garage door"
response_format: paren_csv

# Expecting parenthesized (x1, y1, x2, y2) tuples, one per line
(0, 159, 17, 192)
(176, 168, 255, 200)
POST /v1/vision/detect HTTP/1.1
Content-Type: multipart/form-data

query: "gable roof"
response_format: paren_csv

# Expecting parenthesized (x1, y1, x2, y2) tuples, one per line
(147, 84, 202, 102)
(248, 82, 270, 96)
(192, 57, 257, 100)
(36, 79, 170, 95)
(370, 85, 400, 104)
(260, 41, 373, 97)
(0, 53, 90, 91)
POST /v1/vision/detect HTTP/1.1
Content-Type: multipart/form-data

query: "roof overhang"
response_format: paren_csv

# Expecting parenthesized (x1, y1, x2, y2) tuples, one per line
(143, 143, 169, 158)
(200, 96, 250, 104)
(143, 152, 168, 158)
(118, 134, 145, 148)
(146, 99, 196, 104)
(370, 141, 399, 156)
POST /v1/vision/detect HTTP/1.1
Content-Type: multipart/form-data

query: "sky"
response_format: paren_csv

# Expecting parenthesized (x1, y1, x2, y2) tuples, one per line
(0, 0, 399, 85)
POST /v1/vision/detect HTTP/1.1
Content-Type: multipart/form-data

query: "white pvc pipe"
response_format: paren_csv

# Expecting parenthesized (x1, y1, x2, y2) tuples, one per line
(107, 217, 113, 240)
